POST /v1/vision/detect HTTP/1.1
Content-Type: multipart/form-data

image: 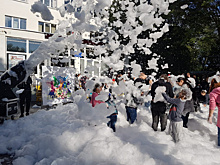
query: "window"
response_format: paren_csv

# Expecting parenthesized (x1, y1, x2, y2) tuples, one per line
(40, 0, 57, 8)
(51, 24, 56, 33)
(94, 61, 99, 76)
(45, 0, 50, 6)
(51, 0, 57, 8)
(71, 59, 75, 66)
(20, 19, 26, 29)
(29, 41, 41, 53)
(5, 16, 26, 29)
(87, 60, 93, 75)
(51, 58, 69, 67)
(101, 63, 108, 76)
(13, 18, 19, 29)
(5, 16, 12, 28)
(38, 22, 44, 32)
(86, 48, 97, 59)
(7, 38, 41, 54)
(65, 0, 73, 4)
(80, 59, 84, 74)
(45, 23, 50, 33)
(13, 0, 27, 2)
(7, 37, 26, 53)
(38, 22, 56, 33)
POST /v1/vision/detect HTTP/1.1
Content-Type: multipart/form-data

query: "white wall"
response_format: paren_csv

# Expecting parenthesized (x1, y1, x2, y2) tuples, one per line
(0, 0, 63, 30)
(0, 0, 64, 72)
(0, 31, 6, 71)
(0, 0, 101, 77)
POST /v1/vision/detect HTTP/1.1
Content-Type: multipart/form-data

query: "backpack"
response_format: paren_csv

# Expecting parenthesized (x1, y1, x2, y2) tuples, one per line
(169, 104, 177, 112)
(169, 104, 177, 120)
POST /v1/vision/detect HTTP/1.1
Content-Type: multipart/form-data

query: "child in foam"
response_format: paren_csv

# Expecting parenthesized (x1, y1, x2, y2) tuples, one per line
(90, 83, 104, 107)
(162, 90, 187, 143)
(107, 112, 118, 132)
(198, 90, 209, 107)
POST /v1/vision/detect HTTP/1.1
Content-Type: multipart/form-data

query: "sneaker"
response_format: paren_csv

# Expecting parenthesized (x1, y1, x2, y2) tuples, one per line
(19, 114, 24, 118)
(26, 112, 29, 116)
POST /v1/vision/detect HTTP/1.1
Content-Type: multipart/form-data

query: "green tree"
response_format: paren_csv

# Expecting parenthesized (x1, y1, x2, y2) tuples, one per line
(152, 0, 220, 74)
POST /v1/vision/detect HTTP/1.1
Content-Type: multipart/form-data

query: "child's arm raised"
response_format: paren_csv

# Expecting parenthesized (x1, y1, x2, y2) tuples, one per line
(162, 93, 178, 105)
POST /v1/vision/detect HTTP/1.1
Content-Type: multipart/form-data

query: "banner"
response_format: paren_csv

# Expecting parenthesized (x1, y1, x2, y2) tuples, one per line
(7, 54, 26, 69)
(42, 66, 75, 105)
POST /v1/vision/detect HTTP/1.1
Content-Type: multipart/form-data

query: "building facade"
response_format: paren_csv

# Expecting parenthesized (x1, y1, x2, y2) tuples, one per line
(0, 0, 102, 78)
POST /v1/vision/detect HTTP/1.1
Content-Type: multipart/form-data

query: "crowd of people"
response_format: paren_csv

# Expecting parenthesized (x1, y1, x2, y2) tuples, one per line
(74, 71, 220, 144)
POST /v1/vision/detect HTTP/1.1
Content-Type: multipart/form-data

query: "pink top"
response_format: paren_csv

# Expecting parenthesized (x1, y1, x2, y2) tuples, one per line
(209, 87, 220, 127)
(90, 92, 104, 107)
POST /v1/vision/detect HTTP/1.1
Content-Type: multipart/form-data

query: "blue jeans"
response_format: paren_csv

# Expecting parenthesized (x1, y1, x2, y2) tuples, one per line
(145, 101, 151, 109)
(218, 127, 220, 146)
(107, 113, 117, 132)
(126, 107, 137, 124)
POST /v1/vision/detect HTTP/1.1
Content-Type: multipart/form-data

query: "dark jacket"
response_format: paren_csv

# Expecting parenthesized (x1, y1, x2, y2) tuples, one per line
(162, 93, 185, 122)
(134, 78, 149, 86)
(201, 80, 209, 93)
(17, 76, 32, 92)
(151, 79, 174, 101)
(198, 94, 209, 105)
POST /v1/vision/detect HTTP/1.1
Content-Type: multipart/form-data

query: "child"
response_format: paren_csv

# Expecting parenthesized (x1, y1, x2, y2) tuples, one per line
(162, 90, 187, 143)
(106, 94, 118, 132)
(107, 112, 118, 132)
(198, 90, 209, 107)
(90, 83, 104, 107)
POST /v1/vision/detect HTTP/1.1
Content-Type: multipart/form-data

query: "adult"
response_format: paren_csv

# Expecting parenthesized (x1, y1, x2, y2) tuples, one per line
(125, 81, 144, 124)
(173, 77, 185, 97)
(172, 77, 193, 128)
(134, 72, 151, 109)
(192, 74, 200, 87)
(209, 78, 218, 94)
(17, 76, 32, 118)
(134, 72, 149, 85)
(181, 78, 194, 128)
(208, 83, 220, 146)
(185, 72, 196, 88)
(151, 74, 174, 131)
(201, 76, 209, 93)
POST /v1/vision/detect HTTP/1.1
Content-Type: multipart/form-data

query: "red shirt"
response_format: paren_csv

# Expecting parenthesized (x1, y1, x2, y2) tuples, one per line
(90, 92, 104, 107)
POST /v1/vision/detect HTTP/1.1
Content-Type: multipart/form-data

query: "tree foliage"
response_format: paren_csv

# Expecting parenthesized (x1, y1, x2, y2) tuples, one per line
(108, 0, 220, 75)
(152, 0, 220, 74)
